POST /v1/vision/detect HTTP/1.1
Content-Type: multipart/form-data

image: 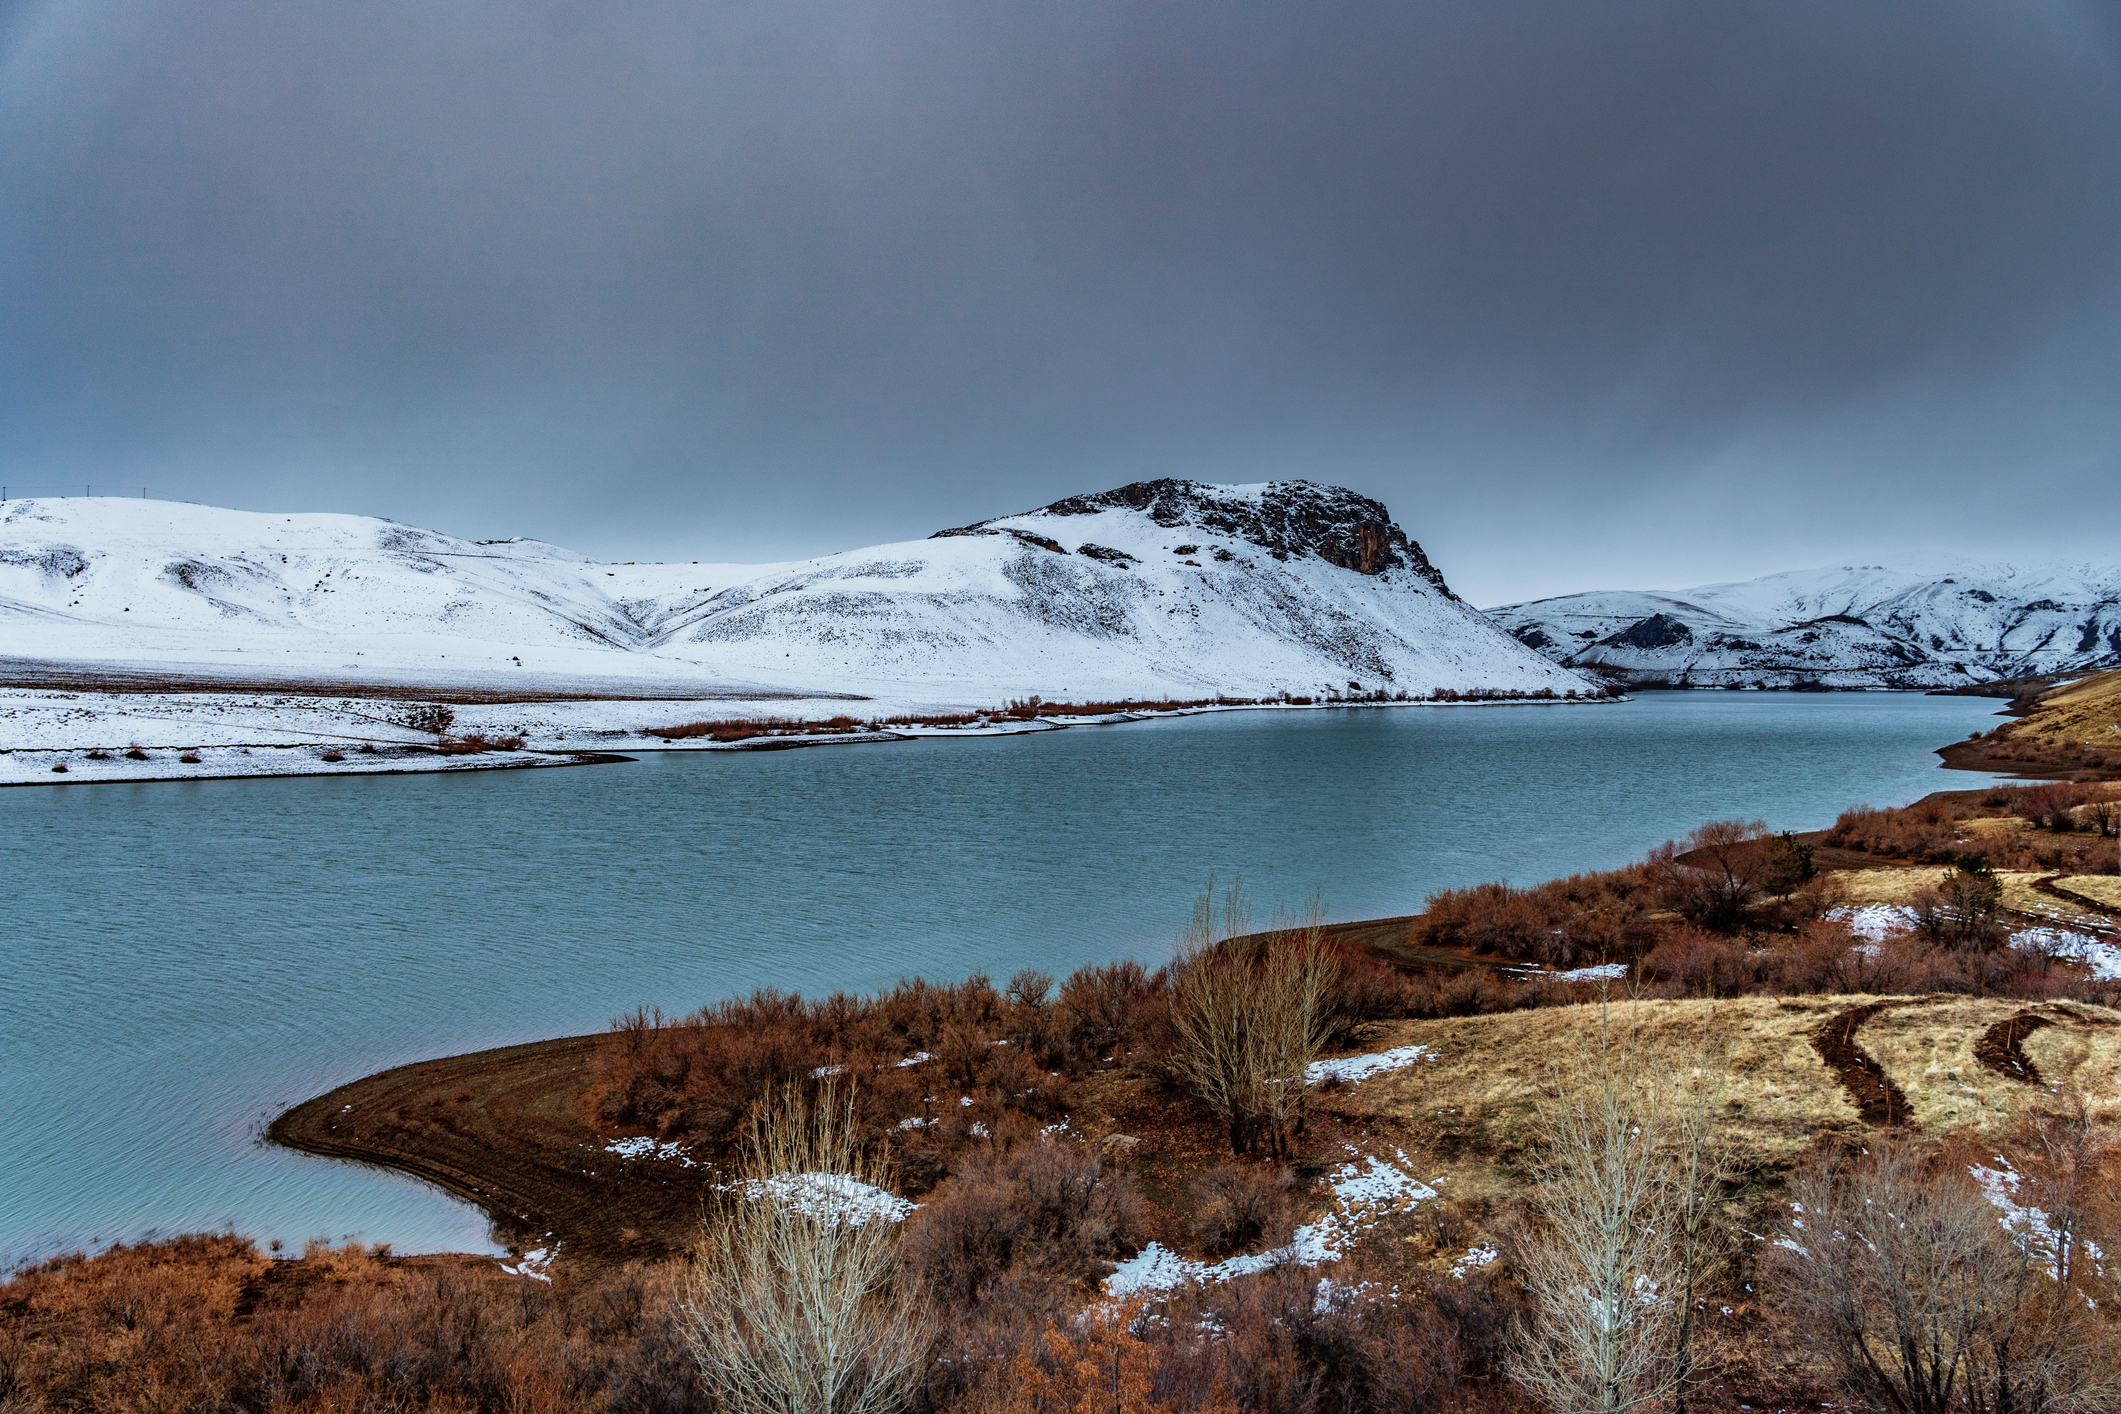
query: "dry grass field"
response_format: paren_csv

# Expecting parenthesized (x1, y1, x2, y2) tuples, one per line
(1316, 994, 2121, 1212)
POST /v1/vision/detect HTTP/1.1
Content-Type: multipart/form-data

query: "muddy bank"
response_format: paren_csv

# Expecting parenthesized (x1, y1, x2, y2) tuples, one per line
(269, 914, 1533, 1268)
(269, 1035, 712, 1271)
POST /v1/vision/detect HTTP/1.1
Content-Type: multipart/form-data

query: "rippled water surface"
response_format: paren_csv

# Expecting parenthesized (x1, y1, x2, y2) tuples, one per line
(1, 691, 2006, 1265)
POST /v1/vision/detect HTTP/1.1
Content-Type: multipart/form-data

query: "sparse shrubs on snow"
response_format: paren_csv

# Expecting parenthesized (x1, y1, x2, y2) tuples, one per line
(392, 703, 456, 735)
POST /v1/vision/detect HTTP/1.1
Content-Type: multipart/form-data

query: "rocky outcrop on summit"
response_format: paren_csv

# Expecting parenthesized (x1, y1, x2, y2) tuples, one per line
(935, 479, 1451, 590)
(1490, 560, 2121, 689)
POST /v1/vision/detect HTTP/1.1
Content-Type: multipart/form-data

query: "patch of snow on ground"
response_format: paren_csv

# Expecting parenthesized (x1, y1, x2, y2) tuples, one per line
(1968, 1161, 2104, 1280)
(2012, 927, 2121, 979)
(1451, 1244, 1499, 1279)
(604, 1137, 696, 1167)
(1831, 905, 1919, 941)
(1549, 963, 1627, 982)
(738, 1171, 916, 1226)
(1306, 1045, 1432, 1085)
(500, 1243, 558, 1282)
(1103, 1147, 1440, 1297)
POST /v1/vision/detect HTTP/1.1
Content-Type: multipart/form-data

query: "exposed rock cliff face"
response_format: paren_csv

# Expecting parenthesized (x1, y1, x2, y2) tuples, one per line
(936, 479, 1451, 589)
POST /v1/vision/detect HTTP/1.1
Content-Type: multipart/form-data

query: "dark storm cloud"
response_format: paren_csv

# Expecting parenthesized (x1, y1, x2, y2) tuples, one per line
(3, 0, 2119, 600)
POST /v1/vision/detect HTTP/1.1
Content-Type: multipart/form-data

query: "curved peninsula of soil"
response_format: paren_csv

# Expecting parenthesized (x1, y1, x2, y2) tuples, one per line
(266, 914, 1531, 1273)
(1937, 665, 2121, 780)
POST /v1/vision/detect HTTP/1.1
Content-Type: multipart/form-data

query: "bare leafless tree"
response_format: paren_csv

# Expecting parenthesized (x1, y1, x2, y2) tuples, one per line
(1168, 881, 1342, 1158)
(1169, 879, 1260, 1154)
(1253, 897, 1342, 1159)
(1662, 1031, 1735, 1414)
(682, 1081, 932, 1414)
(1646, 820, 1772, 934)
(1773, 1136, 2121, 1414)
(1511, 1006, 1692, 1414)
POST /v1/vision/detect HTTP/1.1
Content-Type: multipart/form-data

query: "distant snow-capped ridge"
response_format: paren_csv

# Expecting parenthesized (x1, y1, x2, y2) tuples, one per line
(1488, 559, 2121, 688)
(0, 482, 1588, 701)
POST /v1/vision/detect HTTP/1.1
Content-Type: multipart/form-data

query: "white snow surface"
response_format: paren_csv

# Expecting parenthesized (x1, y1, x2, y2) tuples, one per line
(1831, 905, 1921, 941)
(604, 1137, 696, 1167)
(1, 488, 1586, 708)
(1489, 557, 2121, 687)
(1549, 962, 1628, 982)
(736, 1172, 916, 1226)
(1306, 1045, 1434, 1085)
(1967, 1161, 2104, 1282)
(1102, 1147, 1439, 1297)
(2012, 927, 2121, 979)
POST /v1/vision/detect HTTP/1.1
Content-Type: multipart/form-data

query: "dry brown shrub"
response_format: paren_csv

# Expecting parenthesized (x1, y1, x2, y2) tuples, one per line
(1417, 864, 1658, 967)
(1770, 1132, 2121, 1414)
(1185, 1162, 1297, 1256)
(1826, 798, 1970, 860)
(0, 1235, 699, 1413)
(903, 1140, 1149, 1308)
(592, 970, 1098, 1161)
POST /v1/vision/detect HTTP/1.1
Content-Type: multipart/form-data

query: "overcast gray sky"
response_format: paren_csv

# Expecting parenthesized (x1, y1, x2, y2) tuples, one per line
(2, 0, 2118, 604)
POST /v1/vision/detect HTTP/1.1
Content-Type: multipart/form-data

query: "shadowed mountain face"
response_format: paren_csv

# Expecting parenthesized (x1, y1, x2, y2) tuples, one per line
(1490, 561, 2121, 689)
(0, 482, 1584, 700)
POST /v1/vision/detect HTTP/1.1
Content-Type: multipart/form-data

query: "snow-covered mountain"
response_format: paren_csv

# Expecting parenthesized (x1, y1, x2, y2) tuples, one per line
(0, 482, 1586, 701)
(1488, 560, 2121, 688)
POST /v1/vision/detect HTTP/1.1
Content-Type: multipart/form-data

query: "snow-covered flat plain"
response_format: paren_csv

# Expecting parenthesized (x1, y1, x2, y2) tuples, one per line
(0, 482, 1602, 780)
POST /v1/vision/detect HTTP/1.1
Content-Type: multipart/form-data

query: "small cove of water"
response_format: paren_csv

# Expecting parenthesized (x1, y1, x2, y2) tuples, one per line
(0, 691, 2006, 1266)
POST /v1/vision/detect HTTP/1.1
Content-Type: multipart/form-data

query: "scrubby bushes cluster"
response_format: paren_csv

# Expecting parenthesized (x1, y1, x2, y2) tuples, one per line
(588, 970, 1161, 1179)
(435, 732, 525, 754)
(1825, 784, 2121, 871)
(590, 928, 1433, 1174)
(1638, 918, 2118, 1004)
(1967, 725, 2121, 773)
(0, 1235, 701, 1413)
(649, 685, 1625, 743)
(1415, 863, 1662, 966)
(646, 715, 866, 742)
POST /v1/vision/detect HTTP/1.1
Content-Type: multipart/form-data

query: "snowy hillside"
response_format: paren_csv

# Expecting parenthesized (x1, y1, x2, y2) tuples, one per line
(1489, 559, 2121, 688)
(0, 482, 1584, 702)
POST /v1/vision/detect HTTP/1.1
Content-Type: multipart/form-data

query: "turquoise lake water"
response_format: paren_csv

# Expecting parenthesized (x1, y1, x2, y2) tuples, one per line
(0, 691, 2007, 1267)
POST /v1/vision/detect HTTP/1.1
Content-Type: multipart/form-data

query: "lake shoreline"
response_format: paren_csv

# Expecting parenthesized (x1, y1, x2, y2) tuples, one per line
(5, 689, 2012, 1271)
(0, 687, 1625, 786)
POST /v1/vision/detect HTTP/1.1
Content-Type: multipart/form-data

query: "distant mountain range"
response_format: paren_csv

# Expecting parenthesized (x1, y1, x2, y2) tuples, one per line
(1487, 561, 2121, 689)
(0, 482, 1587, 702)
